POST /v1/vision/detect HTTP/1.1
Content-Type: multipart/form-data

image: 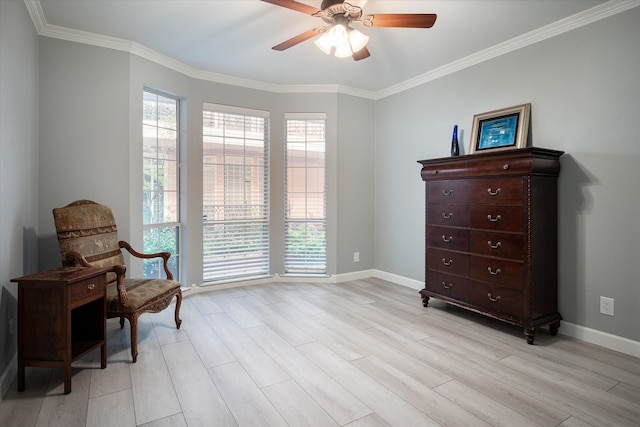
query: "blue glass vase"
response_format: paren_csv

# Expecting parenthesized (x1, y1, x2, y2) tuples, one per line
(451, 125, 460, 156)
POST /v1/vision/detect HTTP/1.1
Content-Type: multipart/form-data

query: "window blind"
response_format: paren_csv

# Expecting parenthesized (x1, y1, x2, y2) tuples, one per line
(284, 113, 327, 274)
(202, 103, 270, 282)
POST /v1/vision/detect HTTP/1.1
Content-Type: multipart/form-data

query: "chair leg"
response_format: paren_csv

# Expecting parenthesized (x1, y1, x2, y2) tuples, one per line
(129, 315, 139, 363)
(174, 292, 183, 329)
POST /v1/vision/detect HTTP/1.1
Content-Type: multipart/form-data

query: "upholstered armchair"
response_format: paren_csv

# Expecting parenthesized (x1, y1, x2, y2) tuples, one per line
(52, 200, 182, 363)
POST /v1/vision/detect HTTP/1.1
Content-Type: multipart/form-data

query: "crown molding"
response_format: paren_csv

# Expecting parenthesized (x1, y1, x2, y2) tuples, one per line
(25, 0, 639, 101)
(375, 0, 640, 99)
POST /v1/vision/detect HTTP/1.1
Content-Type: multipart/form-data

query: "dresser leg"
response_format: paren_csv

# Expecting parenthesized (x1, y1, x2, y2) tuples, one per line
(549, 321, 560, 336)
(524, 327, 536, 345)
(419, 291, 430, 307)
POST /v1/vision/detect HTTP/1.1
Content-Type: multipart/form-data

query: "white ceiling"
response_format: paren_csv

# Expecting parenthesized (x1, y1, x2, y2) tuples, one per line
(32, 0, 617, 94)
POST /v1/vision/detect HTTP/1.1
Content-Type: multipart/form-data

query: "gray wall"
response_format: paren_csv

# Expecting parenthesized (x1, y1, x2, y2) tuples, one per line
(0, 0, 39, 396)
(35, 39, 376, 288)
(375, 7, 640, 342)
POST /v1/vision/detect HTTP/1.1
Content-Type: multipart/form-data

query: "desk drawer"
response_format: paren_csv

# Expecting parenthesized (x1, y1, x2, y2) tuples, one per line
(70, 275, 106, 308)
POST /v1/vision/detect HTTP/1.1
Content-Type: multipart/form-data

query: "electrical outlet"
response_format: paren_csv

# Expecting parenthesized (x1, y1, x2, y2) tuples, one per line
(353, 252, 360, 263)
(600, 296, 614, 316)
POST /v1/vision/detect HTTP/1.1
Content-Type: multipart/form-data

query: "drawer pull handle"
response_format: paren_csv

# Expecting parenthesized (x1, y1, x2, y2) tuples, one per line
(87, 283, 96, 290)
(442, 189, 453, 196)
(442, 235, 452, 243)
(487, 267, 502, 275)
(442, 258, 453, 266)
(442, 282, 453, 289)
(488, 293, 501, 302)
(488, 241, 501, 249)
(487, 214, 502, 222)
(503, 164, 509, 170)
(442, 212, 453, 219)
(487, 188, 501, 196)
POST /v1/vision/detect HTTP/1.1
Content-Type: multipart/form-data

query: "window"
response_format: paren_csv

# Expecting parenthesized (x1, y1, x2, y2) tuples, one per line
(285, 113, 327, 274)
(142, 88, 181, 280)
(203, 103, 270, 282)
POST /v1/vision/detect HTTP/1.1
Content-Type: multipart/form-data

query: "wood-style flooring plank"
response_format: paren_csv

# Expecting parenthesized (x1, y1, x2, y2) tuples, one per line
(204, 312, 289, 388)
(297, 341, 441, 426)
(261, 379, 340, 427)
(244, 325, 372, 425)
(162, 340, 237, 426)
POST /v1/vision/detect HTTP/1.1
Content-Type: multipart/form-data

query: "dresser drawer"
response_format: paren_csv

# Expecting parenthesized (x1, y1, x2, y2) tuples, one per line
(428, 249, 469, 275)
(428, 180, 469, 204)
(468, 282, 522, 318)
(427, 204, 470, 227)
(470, 178, 524, 205)
(469, 231, 524, 260)
(470, 206, 523, 232)
(426, 271, 470, 301)
(469, 256, 523, 289)
(69, 275, 106, 308)
(427, 226, 469, 251)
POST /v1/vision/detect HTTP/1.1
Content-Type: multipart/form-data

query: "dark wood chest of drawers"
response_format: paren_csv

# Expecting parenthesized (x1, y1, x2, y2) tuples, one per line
(418, 147, 563, 344)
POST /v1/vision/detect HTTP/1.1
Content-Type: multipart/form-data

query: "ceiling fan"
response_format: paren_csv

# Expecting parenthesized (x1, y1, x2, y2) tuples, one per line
(261, 0, 437, 61)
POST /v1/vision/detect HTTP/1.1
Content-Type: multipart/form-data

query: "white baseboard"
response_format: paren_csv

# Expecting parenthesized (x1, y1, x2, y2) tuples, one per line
(559, 321, 640, 358)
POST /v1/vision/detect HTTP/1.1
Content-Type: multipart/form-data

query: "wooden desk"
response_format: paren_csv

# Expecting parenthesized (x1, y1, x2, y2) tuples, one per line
(12, 267, 110, 394)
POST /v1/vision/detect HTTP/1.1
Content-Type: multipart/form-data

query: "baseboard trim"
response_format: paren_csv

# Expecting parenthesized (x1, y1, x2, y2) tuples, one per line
(559, 321, 640, 358)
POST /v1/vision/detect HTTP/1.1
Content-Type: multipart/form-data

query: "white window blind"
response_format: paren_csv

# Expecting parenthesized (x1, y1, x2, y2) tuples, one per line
(284, 113, 327, 274)
(202, 103, 270, 282)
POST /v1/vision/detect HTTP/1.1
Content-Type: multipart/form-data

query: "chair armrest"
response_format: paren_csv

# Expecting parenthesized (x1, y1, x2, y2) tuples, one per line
(64, 250, 129, 304)
(119, 240, 174, 280)
(62, 250, 94, 267)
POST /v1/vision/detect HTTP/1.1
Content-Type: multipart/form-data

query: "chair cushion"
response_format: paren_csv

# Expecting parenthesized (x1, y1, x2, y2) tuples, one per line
(107, 279, 181, 314)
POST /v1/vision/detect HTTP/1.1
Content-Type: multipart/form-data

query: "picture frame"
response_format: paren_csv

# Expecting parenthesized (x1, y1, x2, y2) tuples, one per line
(469, 103, 531, 154)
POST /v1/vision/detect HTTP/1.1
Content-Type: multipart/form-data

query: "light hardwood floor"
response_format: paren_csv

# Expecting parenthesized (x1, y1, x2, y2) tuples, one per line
(1, 278, 639, 426)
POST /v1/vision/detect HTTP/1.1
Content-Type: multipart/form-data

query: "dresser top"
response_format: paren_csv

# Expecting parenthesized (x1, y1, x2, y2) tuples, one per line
(418, 147, 563, 180)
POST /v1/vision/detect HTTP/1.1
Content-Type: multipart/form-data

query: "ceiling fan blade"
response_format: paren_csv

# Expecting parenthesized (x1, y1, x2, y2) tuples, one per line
(365, 13, 437, 28)
(272, 28, 324, 51)
(352, 46, 370, 61)
(260, 0, 320, 15)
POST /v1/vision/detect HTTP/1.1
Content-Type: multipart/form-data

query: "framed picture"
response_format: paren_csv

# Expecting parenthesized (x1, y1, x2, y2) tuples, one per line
(469, 103, 531, 154)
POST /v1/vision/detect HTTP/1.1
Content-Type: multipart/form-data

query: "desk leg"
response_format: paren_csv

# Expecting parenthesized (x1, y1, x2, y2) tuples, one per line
(64, 365, 71, 394)
(101, 342, 107, 369)
(17, 362, 25, 392)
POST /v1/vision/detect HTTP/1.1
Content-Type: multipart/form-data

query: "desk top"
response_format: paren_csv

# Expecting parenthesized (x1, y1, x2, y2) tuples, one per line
(11, 267, 111, 284)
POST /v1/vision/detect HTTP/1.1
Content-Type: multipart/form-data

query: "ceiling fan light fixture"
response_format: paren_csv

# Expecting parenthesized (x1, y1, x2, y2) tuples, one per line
(334, 41, 354, 58)
(348, 29, 369, 53)
(314, 33, 333, 55)
(314, 24, 369, 58)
